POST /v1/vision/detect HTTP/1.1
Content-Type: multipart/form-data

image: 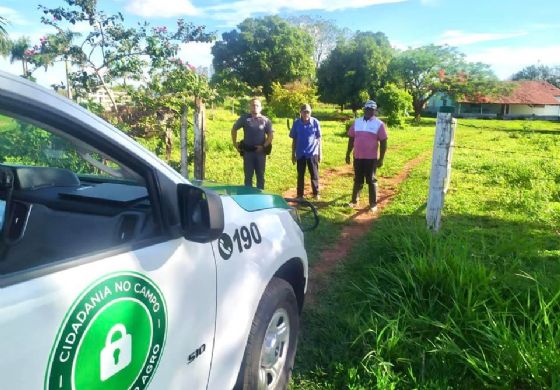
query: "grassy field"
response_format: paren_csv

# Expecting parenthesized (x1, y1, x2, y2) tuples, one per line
(3, 103, 559, 387)
(193, 108, 560, 387)
(195, 106, 438, 264)
(281, 117, 560, 389)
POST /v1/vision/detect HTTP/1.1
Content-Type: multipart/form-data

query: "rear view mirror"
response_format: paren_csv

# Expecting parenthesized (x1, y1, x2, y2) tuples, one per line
(178, 184, 224, 243)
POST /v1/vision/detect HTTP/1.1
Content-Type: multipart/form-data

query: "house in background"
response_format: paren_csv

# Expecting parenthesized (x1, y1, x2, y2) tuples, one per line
(425, 81, 560, 120)
(82, 88, 130, 111)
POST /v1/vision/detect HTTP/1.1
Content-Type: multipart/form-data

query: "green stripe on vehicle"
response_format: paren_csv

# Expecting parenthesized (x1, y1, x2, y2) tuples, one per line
(194, 181, 290, 212)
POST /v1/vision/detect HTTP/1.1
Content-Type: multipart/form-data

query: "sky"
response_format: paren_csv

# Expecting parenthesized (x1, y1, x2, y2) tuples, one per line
(1, 0, 559, 88)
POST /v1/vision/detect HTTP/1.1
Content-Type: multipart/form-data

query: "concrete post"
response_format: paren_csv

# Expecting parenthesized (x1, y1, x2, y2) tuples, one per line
(426, 112, 457, 231)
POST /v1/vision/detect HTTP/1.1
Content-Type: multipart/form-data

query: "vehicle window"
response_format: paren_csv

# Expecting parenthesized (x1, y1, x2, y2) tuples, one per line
(0, 114, 142, 183)
(0, 113, 160, 275)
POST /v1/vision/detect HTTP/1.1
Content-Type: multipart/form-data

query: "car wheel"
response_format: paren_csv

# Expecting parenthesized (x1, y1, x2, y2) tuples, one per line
(235, 277, 300, 390)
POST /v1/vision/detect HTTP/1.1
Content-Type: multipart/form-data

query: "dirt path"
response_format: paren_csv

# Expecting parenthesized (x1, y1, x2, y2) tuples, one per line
(283, 153, 429, 304)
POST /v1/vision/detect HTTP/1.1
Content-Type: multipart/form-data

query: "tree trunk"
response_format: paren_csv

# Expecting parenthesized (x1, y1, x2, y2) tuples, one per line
(180, 104, 189, 179)
(194, 98, 206, 180)
(96, 71, 120, 121)
(165, 125, 173, 162)
(413, 100, 424, 122)
(65, 59, 72, 100)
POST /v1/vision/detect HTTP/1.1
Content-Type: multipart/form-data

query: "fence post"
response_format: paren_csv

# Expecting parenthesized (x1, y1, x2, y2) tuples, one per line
(426, 112, 456, 231)
(194, 97, 206, 180)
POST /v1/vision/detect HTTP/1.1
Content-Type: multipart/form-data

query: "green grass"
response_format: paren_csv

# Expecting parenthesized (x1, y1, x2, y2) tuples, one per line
(198, 109, 438, 265)
(3, 103, 559, 388)
(289, 118, 560, 388)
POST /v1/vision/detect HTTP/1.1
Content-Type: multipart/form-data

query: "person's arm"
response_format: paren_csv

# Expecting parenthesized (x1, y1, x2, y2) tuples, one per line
(257, 119, 274, 152)
(263, 131, 273, 148)
(292, 139, 297, 164)
(231, 127, 239, 151)
(346, 137, 354, 164)
(377, 123, 388, 168)
(316, 119, 322, 163)
(377, 139, 387, 168)
(231, 117, 242, 152)
(346, 122, 355, 164)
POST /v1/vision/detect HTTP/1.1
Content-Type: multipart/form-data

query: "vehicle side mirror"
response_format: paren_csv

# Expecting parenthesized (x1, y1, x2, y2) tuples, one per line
(177, 184, 224, 243)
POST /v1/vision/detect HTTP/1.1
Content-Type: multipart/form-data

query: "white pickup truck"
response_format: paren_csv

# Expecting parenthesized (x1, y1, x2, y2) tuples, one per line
(0, 71, 310, 390)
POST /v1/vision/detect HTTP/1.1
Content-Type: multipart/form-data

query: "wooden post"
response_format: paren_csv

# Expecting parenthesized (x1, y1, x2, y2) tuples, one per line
(180, 103, 188, 179)
(194, 98, 206, 180)
(426, 112, 456, 231)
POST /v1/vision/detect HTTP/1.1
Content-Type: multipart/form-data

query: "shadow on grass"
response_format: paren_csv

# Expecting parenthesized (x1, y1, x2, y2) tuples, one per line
(293, 212, 560, 388)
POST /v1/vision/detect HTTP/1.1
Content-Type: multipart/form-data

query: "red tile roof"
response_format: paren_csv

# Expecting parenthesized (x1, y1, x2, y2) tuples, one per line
(460, 80, 560, 105)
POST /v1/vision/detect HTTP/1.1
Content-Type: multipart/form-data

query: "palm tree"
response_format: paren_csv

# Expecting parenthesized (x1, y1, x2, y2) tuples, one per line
(0, 16, 10, 56)
(9, 37, 31, 77)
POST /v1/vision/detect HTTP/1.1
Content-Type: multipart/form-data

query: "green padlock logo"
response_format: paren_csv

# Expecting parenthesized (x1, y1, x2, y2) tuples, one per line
(100, 323, 132, 381)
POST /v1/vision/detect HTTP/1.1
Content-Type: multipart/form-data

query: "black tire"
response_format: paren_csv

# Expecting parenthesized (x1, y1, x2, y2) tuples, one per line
(234, 277, 300, 390)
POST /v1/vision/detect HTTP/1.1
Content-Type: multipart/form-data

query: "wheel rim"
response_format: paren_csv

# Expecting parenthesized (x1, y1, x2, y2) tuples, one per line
(258, 307, 290, 390)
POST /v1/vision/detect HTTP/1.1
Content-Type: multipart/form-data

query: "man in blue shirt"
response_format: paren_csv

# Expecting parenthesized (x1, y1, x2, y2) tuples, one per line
(289, 104, 322, 199)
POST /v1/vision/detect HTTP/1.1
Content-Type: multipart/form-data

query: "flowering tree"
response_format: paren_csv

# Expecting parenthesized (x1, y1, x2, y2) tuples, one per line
(388, 45, 504, 120)
(38, 0, 214, 118)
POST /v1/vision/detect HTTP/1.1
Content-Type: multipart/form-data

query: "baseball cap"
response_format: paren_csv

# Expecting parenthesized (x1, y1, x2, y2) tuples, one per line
(300, 103, 312, 112)
(363, 100, 377, 109)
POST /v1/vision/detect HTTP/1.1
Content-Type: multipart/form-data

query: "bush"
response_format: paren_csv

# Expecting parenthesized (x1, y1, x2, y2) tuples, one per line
(268, 80, 317, 118)
(376, 83, 412, 127)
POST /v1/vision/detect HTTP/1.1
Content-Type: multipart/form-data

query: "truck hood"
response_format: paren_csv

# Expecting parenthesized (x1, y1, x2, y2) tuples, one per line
(192, 180, 291, 212)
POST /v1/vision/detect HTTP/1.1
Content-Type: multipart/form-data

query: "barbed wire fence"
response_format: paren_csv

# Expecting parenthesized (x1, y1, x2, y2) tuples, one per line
(426, 113, 559, 231)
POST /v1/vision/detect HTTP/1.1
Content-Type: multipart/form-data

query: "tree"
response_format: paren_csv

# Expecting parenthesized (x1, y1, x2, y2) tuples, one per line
(0, 16, 10, 55)
(211, 69, 254, 114)
(317, 31, 393, 113)
(269, 81, 317, 118)
(376, 83, 412, 127)
(212, 16, 315, 100)
(127, 61, 215, 175)
(389, 45, 504, 120)
(9, 37, 32, 77)
(38, 0, 214, 116)
(34, 31, 79, 99)
(511, 64, 560, 88)
(287, 15, 349, 68)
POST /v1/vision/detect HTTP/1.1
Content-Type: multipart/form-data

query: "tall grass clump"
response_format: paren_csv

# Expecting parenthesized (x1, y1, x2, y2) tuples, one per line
(347, 219, 560, 388)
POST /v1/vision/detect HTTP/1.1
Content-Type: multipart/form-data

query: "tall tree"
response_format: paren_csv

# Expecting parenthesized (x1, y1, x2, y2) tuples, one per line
(388, 45, 504, 120)
(9, 37, 32, 77)
(38, 0, 213, 115)
(0, 16, 10, 55)
(511, 64, 560, 88)
(317, 31, 393, 112)
(287, 15, 349, 68)
(212, 16, 315, 100)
